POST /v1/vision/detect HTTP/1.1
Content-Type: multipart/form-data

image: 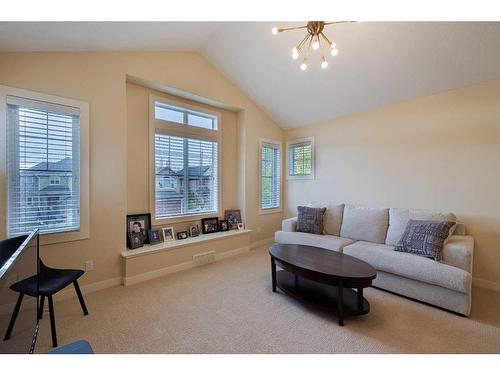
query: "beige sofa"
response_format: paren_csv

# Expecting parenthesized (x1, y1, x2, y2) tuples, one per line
(274, 203, 474, 316)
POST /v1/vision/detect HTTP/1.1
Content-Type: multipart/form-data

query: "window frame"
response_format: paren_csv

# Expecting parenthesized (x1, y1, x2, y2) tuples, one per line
(286, 136, 315, 180)
(259, 138, 282, 215)
(0, 85, 90, 245)
(149, 95, 222, 225)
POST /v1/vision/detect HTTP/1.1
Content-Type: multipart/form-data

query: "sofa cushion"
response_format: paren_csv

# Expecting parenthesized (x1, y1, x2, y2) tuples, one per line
(340, 205, 389, 244)
(385, 208, 457, 246)
(296, 206, 327, 235)
(274, 231, 355, 252)
(343, 241, 471, 293)
(308, 201, 344, 236)
(395, 219, 456, 261)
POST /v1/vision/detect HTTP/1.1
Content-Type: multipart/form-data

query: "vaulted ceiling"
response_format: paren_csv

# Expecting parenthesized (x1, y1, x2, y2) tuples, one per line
(1, 22, 499, 128)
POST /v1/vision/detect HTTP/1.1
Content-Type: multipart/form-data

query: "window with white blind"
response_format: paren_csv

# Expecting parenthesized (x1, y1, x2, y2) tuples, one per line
(150, 96, 220, 222)
(0, 86, 89, 243)
(260, 139, 282, 212)
(287, 137, 315, 179)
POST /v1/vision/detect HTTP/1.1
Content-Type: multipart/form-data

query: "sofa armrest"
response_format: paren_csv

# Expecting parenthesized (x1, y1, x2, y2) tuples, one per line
(441, 235, 474, 273)
(282, 217, 297, 232)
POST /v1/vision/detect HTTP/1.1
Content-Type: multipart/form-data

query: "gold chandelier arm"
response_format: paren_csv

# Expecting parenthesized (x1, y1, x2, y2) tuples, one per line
(324, 21, 357, 25)
(296, 33, 310, 51)
(320, 32, 333, 46)
(304, 34, 313, 58)
(276, 24, 309, 33)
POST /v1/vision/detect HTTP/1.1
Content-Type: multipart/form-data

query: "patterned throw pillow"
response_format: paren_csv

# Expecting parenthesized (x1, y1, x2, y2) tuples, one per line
(296, 206, 327, 235)
(395, 219, 456, 261)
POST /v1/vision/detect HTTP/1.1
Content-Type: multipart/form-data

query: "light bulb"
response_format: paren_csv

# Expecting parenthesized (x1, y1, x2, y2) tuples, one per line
(300, 61, 308, 71)
(271, 27, 278, 35)
(292, 47, 299, 60)
(330, 48, 339, 57)
(312, 40, 320, 50)
(321, 57, 328, 69)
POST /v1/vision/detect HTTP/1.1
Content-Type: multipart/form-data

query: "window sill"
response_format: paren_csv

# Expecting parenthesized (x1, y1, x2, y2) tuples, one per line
(259, 207, 282, 215)
(121, 229, 252, 259)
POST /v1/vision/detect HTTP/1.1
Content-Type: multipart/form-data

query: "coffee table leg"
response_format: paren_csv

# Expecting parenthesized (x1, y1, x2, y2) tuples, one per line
(357, 288, 363, 312)
(338, 284, 344, 326)
(271, 257, 277, 293)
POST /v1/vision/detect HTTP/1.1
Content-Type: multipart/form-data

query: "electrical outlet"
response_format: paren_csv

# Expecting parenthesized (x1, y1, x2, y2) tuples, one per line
(84, 260, 94, 271)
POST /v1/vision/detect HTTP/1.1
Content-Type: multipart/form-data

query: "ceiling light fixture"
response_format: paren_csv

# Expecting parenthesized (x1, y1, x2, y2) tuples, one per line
(272, 21, 354, 71)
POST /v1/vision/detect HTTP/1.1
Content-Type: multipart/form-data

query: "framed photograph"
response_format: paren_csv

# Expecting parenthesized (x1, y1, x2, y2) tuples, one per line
(127, 213, 151, 248)
(237, 223, 245, 230)
(224, 209, 241, 230)
(177, 231, 188, 240)
(128, 232, 144, 250)
(201, 217, 219, 234)
(189, 224, 200, 237)
(148, 229, 162, 245)
(162, 227, 175, 242)
(219, 219, 229, 232)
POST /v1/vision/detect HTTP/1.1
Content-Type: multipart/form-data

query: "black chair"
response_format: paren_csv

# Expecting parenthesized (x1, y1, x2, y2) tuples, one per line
(3, 260, 88, 347)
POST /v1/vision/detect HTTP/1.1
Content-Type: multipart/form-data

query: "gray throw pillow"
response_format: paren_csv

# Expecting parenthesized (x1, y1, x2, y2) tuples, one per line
(296, 206, 327, 235)
(395, 219, 456, 261)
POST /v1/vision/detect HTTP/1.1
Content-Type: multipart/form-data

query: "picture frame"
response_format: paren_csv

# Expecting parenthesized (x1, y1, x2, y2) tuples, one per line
(224, 209, 241, 230)
(162, 227, 175, 242)
(219, 219, 229, 232)
(177, 231, 188, 240)
(128, 232, 144, 250)
(148, 229, 162, 245)
(126, 213, 151, 248)
(189, 224, 200, 237)
(201, 217, 219, 234)
(237, 223, 245, 230)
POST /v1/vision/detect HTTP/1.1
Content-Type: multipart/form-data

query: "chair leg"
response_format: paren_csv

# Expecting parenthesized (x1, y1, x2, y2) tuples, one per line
(47, 295, 58, 347)
(38, 295, 45, 320)
(73, 280, 88, 316)
(3, 293, 24, 340)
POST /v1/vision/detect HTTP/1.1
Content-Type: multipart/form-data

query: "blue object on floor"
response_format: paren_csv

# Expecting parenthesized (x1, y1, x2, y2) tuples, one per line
(47, 339, 94, 354)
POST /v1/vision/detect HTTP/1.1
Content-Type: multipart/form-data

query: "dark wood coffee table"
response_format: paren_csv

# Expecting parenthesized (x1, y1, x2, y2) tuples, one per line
(269, 243, 377, 326)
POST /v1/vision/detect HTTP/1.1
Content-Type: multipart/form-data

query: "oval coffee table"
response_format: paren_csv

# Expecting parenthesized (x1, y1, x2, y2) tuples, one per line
(269, 243, 377, 326)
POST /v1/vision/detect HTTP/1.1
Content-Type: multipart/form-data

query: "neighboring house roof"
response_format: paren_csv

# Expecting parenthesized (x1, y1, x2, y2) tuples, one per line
(157, 165, 211, 177)
(39, 185, 70, 195)
(27, 157, 72, 172)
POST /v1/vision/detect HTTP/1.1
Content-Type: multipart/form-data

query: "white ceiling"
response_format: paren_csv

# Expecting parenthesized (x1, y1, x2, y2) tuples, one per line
(1, 22, 499, 128)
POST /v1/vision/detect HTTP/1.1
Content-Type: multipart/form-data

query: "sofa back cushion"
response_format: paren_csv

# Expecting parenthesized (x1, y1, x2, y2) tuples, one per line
(385, 208, 457, 246)
(308, 201, 344, 236)
(340, 205, 389, 244)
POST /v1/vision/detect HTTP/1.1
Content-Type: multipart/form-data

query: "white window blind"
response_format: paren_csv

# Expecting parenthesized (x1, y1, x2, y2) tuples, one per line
(155, 133, 218, 219)
(288, 140, 313, 176)
(261, 141, 281, 210)
(6, 96, 81, 237)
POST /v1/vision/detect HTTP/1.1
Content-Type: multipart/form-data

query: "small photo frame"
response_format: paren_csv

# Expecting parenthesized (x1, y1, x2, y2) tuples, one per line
(219, 219, 229, 232)
(237, 223, 245, 231)
(224, 209, 241, 230)
(189, 224, 200, 237)
(162, 227, 175, 242)
(128, 232, 144, 250)
(201, 217, 219, 234)
(177, 231, 188, 240)
(148, 229, 162, 245)
(127, 213, 151, 248)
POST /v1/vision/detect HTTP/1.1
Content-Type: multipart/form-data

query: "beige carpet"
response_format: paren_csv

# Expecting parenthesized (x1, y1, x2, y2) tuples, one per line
(35, 246, 500, 354)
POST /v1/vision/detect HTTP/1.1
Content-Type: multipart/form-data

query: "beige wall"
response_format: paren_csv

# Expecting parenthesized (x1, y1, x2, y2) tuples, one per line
(285, 77, 500, 284)
(0, 52, 284, 287)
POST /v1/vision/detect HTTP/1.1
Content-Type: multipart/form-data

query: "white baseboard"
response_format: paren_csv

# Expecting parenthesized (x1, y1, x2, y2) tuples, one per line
(250, 237, 274, 249)
(473, 277, 500, 292)
(123, 245, 251, 286)
(0, 276, 122, 315)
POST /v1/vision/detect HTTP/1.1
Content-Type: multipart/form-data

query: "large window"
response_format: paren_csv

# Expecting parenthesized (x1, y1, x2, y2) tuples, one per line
(0, 86, 89, 242)
(260, 139, 282, 212)
(287, 137, 314, 179)
(150, 96, 220, 222)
